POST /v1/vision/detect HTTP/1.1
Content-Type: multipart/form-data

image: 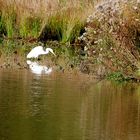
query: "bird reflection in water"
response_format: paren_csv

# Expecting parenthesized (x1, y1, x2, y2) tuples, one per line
(27, 60, 52, 75)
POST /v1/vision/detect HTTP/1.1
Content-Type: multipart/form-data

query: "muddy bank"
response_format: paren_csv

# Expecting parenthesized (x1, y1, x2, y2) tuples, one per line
(0, 38, 140, 82)
(0, 40, 81, 75)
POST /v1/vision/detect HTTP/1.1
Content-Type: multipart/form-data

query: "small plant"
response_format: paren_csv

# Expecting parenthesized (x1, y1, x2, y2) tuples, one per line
(107, 72, 131, 82)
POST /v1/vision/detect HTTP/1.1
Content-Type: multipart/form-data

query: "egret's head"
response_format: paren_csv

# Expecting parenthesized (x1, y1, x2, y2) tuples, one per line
(46, 48, 56, 56)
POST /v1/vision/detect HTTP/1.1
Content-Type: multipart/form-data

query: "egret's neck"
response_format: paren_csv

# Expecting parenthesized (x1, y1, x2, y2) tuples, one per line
(43, 49, 48, 54)
(45, 49, 50, 54)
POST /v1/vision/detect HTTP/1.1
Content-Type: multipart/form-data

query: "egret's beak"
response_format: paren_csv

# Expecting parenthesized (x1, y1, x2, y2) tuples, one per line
(52, 51, 56, 56)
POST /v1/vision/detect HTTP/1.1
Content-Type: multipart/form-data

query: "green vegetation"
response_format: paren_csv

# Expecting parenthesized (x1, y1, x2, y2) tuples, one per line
(0, 0, 95, 42)
(107, 72, 132, 82)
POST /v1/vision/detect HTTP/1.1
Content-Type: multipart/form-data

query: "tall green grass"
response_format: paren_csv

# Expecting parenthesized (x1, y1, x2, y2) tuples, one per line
(19, 16, 42, 38)
(0, 0, 96, 43)
(41, 7, 86, 43)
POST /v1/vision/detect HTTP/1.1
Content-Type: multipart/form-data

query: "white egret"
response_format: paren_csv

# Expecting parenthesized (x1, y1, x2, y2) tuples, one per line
(27, 60, 52, 75)
(27, 46, 56, 59)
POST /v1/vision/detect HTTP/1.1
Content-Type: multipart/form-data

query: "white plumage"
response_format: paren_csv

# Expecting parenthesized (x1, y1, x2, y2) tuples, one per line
(27, 46, 55, 59)
(27, 60, 52, 75)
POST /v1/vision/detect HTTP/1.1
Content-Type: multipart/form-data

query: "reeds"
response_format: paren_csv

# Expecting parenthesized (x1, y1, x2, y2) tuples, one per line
(0, 0, 96, 42)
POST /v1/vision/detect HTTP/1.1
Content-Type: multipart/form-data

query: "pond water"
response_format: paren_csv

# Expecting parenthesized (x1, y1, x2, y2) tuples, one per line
(0, 68, 140, 140)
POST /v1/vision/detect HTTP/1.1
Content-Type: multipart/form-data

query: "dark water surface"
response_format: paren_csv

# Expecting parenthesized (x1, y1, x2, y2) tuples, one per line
(0, 69, 140, 140)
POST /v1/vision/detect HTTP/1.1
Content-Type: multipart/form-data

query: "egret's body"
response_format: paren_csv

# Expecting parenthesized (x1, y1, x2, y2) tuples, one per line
(27, 46, 55, 59)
